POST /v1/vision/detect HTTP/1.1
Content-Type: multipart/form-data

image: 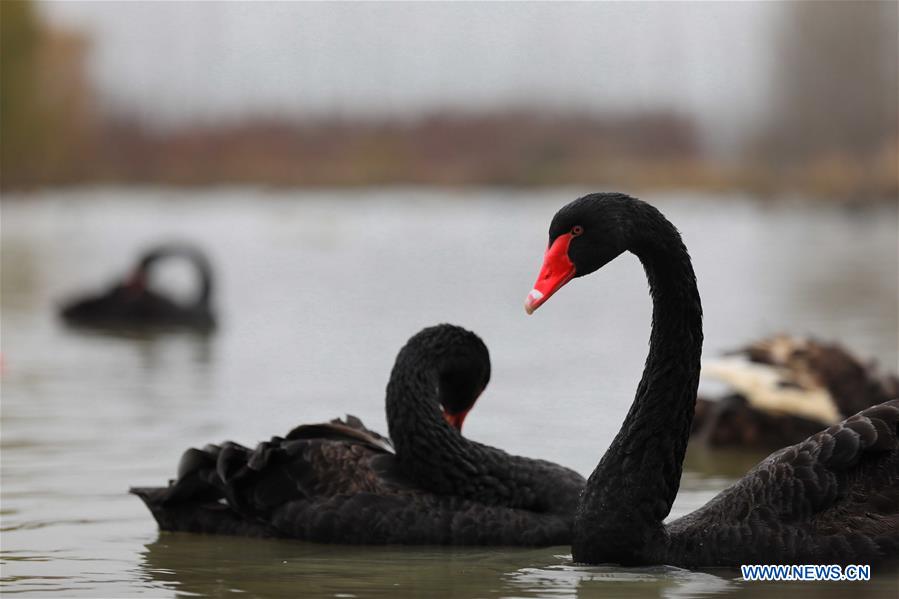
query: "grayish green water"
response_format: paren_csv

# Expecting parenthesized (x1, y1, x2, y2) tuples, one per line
(2, 188, 897, 597)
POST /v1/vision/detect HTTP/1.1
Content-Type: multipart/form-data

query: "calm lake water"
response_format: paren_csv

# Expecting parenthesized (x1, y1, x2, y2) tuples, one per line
(2, 187, 897, 598)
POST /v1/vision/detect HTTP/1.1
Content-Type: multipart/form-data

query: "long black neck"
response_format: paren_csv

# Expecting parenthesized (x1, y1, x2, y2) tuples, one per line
(573, 209, 703, 564)
(139, 245, 214, 309)
(387, 327, 585, 514)
(190, 254, 213, 308)
(385, 349, 484, 496)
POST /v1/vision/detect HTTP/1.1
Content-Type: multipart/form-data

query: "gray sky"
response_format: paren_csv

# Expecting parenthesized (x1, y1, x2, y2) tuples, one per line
(41, 1, 779, 151)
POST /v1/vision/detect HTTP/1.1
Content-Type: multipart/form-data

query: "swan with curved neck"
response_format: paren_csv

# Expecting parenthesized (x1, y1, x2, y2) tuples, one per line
(526, 193, 898, 566)
(61, 242, 216, 331)
(132, 243, 214, 311)
(132, 324, 584, 545)
(387, 325, 585, 514)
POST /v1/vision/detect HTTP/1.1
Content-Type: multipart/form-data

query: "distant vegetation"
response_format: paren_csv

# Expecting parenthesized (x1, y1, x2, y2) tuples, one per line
(1, 1, 895, 201)
(1, 0, 95, 188)
(82, 111, 704, 189)
(1, 0, 43, 185)
(750, 0, 898, 202)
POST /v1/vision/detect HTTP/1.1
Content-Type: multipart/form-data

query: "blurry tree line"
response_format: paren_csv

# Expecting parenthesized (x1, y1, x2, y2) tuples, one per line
(1, 0, 95, 187)
(92, 111, 701, 188)
(751, 0, 898, 199)
(1, 0, 896, 200)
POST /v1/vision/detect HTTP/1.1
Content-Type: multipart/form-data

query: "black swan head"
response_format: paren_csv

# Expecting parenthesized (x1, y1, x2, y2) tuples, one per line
(436, 337, 491, 431)
(525, 193, 650, 314)
(60, 242, 216, 332)
(388, 324, 491, 433)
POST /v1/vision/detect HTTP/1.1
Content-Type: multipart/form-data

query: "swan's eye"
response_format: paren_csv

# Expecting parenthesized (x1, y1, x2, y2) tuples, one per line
(571, 225, 584, 237)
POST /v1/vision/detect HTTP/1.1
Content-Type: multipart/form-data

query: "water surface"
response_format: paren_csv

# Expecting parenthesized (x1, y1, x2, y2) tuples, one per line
(2, 188, 897, 597)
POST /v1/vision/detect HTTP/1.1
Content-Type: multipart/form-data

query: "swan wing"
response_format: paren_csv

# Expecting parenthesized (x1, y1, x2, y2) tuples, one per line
(266, 490, 572, 545)
(130, 415, 404, 535)
(701, 357, 840, 424)
(736, 335, 898, 417)
(668, 399, 899, 565)
(285, 414, 394, 453)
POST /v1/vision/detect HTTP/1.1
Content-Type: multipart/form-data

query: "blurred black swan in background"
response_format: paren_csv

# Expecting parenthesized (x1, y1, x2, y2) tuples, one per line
(525, 193, 898, 566)
(694, 335, 899, 450)
(60, 243, 216, 332)
(132, 324, 585, 546)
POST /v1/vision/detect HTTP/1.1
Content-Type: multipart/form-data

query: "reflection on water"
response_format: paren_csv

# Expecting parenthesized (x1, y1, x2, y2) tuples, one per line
(137, 533, 737, 598)
(2, 188, 897, 597)
(62, 327, 216, 372)
(682, 444, 770, 480)
(139, 535, 566, 597)
(507, 562, 734, 598)
(136, 534, 897, 599)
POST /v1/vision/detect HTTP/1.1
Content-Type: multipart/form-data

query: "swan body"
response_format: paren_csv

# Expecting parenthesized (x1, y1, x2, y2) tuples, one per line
(61, 243, 216, 331)
(665, 401, 899, 566)
(739, 335, 898, 418)
(701, 357, 840, 424)
(132, 325, 585, 546)
(525, 193, 899, 566)
(695, 335, 899, 448)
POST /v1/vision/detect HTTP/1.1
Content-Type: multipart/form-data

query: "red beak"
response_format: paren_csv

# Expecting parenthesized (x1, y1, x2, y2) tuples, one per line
(525, 233, 576, 314)
(125, 271, 147, 297)
(443, 409, 469, 432)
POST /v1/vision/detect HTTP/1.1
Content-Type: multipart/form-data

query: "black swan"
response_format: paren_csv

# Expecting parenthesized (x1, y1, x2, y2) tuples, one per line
(693, 335, 899, 449)
(60, 243, 216, 331)
(524, 193, 899, 566)
(132, 324, 585, 545)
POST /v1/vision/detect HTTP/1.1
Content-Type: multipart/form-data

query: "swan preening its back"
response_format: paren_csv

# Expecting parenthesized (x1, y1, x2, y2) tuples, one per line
(61, 243, 216, 332)
(132, 324, 585, 546)
(525, 193, 898, 566)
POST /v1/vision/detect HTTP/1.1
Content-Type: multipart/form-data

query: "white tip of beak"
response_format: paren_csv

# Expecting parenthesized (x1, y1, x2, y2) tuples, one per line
(524, 289, 543, 315)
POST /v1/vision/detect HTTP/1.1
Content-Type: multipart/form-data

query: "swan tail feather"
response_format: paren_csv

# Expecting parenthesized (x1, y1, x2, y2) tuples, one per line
(129, 486, 275, 537)
(130, 421, 396, 537)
